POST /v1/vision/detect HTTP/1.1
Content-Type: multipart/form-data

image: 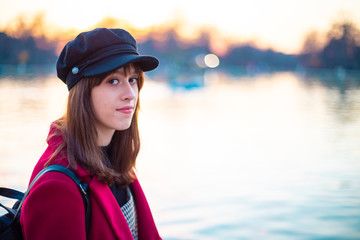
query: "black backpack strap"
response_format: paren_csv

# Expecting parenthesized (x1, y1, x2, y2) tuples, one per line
(0, 188, 24, 200)
(0, 202, 17, 216)
(15, 165, 91, 235)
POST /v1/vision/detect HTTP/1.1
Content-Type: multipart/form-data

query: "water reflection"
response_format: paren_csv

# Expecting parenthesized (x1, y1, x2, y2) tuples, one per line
(1, 69, 360, 239)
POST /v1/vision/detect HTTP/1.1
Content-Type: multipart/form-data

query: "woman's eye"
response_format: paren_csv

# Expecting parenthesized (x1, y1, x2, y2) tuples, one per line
(129, 77, 138, 84)
(108, 79, 119, 85)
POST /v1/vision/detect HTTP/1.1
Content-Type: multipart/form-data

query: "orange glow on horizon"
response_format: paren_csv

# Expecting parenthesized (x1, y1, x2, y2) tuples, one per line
(1, 0, 360, 55)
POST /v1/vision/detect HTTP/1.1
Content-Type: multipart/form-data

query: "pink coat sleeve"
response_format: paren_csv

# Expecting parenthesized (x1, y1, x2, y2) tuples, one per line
(20, 172, 87, 240)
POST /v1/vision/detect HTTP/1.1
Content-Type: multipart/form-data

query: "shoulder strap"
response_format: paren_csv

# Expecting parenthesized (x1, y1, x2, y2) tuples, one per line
(0, 187, 24, 200)
(15, 165, 91, 235)
(26, 165, 88, 198)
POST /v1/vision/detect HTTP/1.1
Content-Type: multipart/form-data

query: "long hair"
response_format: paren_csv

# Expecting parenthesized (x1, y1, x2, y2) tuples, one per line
(48, 64, 144, 185)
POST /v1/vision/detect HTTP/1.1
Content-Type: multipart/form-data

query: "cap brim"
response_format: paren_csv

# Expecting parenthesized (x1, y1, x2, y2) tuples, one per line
(83, 54, 159, 77)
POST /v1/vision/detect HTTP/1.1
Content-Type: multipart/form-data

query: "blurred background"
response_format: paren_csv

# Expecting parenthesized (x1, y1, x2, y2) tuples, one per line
(1, 0, 360, 239)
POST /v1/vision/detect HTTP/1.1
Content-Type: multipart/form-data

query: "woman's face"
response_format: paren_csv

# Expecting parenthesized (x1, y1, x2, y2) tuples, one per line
(91, 65, 139, 142)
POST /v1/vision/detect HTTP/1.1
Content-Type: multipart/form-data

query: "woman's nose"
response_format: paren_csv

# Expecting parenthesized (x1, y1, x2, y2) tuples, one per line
(121, 82, 136, 101)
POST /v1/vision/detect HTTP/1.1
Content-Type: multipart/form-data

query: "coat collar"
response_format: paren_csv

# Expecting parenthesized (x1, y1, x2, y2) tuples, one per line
(46, 124, 133, 238)
(43, 123, 161, 239)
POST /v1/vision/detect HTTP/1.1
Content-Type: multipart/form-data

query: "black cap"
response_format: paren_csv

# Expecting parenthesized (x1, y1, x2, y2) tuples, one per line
(56, 28, 159, 90)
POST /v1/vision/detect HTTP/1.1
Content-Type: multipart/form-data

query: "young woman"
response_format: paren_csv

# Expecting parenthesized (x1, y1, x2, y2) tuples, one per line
(20, 28, 161, 240)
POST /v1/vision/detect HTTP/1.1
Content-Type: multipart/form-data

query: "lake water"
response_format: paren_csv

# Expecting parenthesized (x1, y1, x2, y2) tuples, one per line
(1, 67, 360, 239)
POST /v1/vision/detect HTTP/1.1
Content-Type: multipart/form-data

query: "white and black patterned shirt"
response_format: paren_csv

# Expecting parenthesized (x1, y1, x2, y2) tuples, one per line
(120, 187, 138, 240)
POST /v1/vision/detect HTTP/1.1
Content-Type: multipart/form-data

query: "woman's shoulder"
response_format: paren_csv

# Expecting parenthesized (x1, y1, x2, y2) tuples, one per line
(29, 165, 83, 195)
(21, 167, 87, 239)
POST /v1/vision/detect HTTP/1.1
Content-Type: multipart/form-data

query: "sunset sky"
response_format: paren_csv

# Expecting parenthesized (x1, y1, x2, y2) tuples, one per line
(0, 0, 359, 54)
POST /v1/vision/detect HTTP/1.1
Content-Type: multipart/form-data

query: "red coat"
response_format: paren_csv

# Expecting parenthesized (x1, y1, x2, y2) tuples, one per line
(20, 125, 162, 240)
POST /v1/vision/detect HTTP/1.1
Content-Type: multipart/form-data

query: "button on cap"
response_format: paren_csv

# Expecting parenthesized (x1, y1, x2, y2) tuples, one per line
(72, 67, 79, 74)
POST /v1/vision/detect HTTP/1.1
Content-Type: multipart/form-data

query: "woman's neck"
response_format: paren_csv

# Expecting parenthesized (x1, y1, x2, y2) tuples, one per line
(96, 128, 115, 146)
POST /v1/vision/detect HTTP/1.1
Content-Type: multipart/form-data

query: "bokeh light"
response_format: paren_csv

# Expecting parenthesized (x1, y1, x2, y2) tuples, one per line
(204, 54, 220, 68)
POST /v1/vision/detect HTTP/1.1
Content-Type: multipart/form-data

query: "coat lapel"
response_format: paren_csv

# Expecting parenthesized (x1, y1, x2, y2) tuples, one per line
(88, 177, 134, 239)
(132, 179, 161, 239)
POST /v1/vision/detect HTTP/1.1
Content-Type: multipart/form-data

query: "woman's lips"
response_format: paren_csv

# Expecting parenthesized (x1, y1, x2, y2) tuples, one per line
(117, 106, 134, 114)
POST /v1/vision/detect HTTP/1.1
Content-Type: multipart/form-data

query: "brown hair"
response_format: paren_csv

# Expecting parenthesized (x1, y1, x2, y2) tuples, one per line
(48, 64, 144, 185)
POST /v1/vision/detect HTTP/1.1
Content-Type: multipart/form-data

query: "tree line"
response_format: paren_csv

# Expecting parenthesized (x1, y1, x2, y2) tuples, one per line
(300, 22, 360, 69)
(0, 20, 359, 70)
